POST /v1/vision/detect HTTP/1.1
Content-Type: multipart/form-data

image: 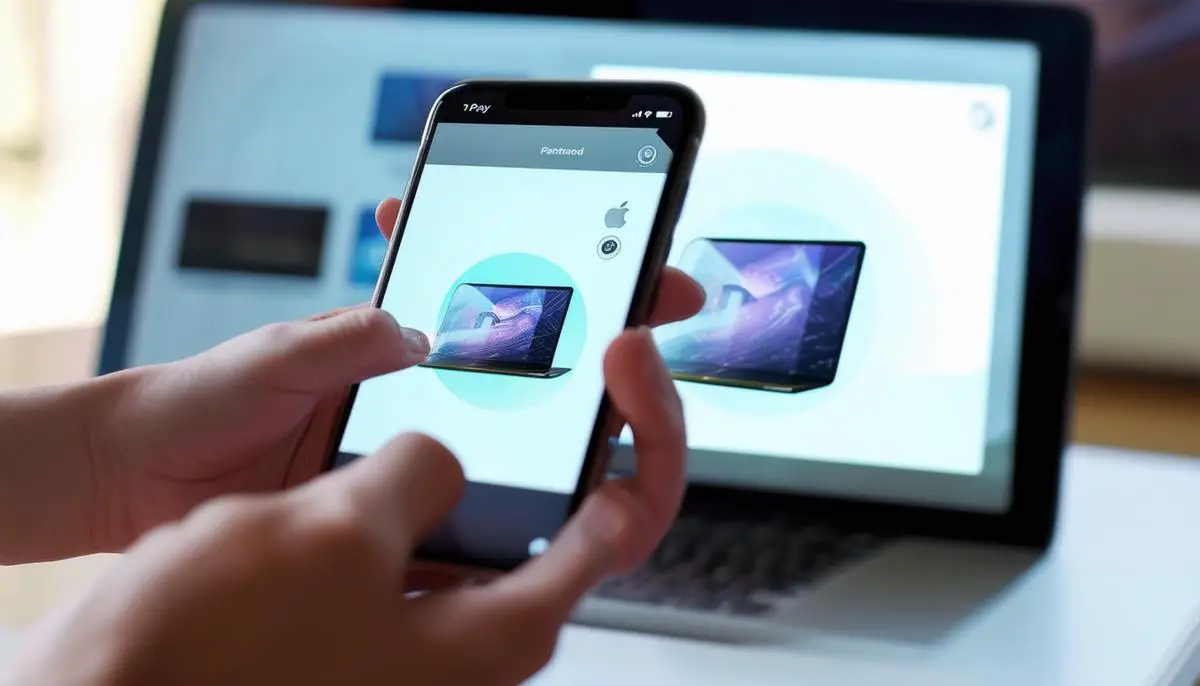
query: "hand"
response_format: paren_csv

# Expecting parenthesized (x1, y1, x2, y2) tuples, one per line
(88, 197, 704, 553)
(7, 329, 686, 686)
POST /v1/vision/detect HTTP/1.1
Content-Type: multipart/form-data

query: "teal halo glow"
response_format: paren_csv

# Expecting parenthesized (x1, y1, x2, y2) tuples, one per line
(430, 253, 586, 411)
(664, 149, 913, 416)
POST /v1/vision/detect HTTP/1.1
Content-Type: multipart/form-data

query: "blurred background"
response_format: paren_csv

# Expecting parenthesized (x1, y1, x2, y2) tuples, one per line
(0, 0, 1198, 457)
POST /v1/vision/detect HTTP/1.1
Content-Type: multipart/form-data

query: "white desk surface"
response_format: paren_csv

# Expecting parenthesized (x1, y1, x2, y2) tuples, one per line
(0, 627, 15, 666)
(534, 446, 1200, 686)
(2, 446, 1199, 685)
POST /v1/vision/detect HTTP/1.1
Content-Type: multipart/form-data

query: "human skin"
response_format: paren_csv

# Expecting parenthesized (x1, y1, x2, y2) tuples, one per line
(0, 198, 704, 685)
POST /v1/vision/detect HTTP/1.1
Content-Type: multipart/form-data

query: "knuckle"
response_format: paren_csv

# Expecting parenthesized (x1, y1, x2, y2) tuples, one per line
(254, 320, 304, 350)
(308, 304, 362, 322)
(188, 493, 271, 532)
(297, 499, 380, 563)
(247, 321, 310, 372)
(183, 495, 286, 562)
(330, 307, 391, 339)
(188, 494, 385, 574)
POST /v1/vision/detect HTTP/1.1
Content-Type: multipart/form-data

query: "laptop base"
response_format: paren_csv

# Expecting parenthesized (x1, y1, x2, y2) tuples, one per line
(419, 362, 572, 379)
(672, 374, 833, 394)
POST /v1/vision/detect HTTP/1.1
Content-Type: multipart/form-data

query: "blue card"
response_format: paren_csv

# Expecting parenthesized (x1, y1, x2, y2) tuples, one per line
(349, 207, 389, 288)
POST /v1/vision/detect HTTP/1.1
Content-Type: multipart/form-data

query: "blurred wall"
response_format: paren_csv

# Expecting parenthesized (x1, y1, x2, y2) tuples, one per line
(0, 0, 43, 154)
(0, 0, 164, 335)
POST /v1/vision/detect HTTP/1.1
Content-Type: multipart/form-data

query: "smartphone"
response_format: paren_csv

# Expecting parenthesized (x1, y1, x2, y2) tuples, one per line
(324, 80, 705, 572)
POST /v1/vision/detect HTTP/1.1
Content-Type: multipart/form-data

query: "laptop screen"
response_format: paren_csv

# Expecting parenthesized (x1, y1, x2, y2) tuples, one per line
(656, 239, 866, 391)
(117, 3, 1039, 514)
(426, 284, 573, 372)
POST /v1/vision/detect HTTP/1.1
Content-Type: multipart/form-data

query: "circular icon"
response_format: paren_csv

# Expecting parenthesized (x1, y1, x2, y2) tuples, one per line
(597, 235, 622, 259)
(528, 537, 550, 557)
(969, 102, 995, 130)
(636, 145, 658, 167)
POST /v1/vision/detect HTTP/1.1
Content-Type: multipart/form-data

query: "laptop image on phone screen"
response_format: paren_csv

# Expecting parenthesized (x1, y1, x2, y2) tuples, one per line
(420, 283, 575, 379)
(656, 239, 866, 393)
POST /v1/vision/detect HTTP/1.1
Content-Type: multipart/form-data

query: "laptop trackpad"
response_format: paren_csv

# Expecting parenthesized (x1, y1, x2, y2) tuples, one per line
(776, 539, 1041, 647)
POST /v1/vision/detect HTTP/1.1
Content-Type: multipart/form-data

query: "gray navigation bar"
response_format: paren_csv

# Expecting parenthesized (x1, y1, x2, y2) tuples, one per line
(426, 123, 671, 174)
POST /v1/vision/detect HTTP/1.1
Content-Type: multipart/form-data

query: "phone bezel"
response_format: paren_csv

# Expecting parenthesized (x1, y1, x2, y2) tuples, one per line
(323, 79, 705, 571)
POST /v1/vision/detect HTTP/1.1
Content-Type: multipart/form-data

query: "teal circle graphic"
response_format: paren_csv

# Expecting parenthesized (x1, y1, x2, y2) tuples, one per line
(667, 149, 917, 417)
(430, 253, 586, 411)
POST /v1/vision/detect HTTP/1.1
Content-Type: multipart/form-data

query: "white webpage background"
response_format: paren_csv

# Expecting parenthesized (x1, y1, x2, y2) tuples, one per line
(599, 66, 1011, 475)
(340, 164, 665, 494)
(120, 6, 1036, 500)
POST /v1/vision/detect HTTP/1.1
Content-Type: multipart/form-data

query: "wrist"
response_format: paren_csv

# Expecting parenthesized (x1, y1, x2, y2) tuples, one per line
(83, 367, 154, 555)
(0, 369, 141, 563)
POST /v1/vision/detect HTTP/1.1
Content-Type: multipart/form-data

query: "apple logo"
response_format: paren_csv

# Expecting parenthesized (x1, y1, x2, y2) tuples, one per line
(604, 202, 629, 229)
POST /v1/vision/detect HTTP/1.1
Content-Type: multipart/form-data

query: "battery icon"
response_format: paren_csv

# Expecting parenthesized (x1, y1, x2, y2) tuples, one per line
(655, 110, 673, 119)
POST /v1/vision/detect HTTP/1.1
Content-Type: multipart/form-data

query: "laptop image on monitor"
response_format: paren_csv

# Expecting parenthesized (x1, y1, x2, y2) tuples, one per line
(657, 239, 866, 394)
(419, 283, 574, 379)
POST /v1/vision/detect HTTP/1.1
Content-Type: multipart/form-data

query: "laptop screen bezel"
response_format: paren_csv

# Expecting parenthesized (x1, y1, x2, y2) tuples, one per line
(100, 0, 1091, 550)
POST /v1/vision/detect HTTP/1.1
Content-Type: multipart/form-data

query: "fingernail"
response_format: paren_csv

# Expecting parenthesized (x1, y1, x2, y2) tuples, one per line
(374, 309, 429, 356)
(400, 327, 430, 356)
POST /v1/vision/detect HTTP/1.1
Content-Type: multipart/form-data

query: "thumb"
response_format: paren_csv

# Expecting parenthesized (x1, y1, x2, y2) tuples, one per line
(240, 307, 430, 393)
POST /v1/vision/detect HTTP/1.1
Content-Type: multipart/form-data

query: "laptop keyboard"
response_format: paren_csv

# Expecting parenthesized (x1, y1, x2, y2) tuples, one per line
(593, 516, 889, 616)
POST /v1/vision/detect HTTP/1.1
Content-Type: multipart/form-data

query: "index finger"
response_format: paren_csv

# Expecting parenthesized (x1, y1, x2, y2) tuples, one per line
(292, 432, 466, 574)
(376, 197, 403, 240)
(484, 327, 686, 618)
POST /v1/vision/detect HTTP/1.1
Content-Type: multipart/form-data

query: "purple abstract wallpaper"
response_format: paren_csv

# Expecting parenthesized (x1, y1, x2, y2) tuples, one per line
(427, 285, 571, 368)
(656, 240, 864, 383)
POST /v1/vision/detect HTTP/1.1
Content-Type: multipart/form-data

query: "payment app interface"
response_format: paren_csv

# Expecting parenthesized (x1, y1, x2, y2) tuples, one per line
(335, 121, 671, 496)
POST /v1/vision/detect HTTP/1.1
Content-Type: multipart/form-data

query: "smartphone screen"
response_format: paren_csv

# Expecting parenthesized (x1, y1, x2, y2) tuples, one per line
(327, 81, 702, 570)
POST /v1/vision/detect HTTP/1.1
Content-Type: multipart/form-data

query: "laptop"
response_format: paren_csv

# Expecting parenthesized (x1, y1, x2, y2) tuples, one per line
(99, 0, 1090, 649)
(657, 239, 866, 394)
(420, 283, 575, 379)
